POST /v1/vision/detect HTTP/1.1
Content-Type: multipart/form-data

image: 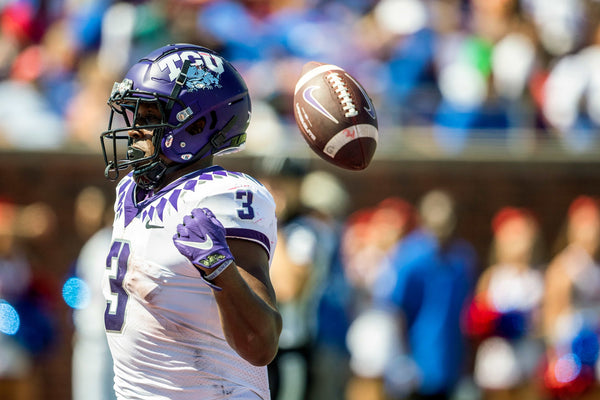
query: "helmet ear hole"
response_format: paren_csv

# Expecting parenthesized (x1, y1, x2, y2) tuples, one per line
(186, 117, 206, 136)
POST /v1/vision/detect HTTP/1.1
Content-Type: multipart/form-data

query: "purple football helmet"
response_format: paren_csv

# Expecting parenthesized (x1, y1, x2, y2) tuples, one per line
(101, 43, 251, 188)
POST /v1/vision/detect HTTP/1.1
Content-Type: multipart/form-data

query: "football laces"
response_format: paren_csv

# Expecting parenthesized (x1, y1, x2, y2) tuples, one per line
(328, 72, 358, 118)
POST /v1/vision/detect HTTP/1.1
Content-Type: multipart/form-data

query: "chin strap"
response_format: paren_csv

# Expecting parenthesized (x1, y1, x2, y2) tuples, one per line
(133, 160, 168, 190)
(133, 148, 211, 190)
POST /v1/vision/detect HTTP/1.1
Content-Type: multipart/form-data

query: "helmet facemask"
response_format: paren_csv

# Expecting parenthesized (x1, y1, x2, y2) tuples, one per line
(101, 80, 181, 189)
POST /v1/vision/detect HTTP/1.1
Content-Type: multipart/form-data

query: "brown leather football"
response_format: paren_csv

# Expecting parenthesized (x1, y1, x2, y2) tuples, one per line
(293, 62, 378, 170)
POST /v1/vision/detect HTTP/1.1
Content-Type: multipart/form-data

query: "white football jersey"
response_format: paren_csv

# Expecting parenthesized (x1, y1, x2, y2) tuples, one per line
(102, 166, 277, 400)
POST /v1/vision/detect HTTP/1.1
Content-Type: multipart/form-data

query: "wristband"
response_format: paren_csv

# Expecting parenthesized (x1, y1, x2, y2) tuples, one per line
(197, 259, 233, 291)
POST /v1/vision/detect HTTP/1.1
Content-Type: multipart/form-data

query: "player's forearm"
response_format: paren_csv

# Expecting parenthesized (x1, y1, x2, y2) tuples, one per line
(213, 264, 282, 366)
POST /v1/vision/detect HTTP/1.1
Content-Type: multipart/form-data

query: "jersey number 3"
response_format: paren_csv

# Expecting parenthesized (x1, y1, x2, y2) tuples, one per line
(105, 240, 130, 332)
(236, 190, 255, 219)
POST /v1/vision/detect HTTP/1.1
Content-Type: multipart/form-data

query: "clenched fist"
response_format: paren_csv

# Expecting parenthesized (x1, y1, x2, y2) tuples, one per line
(173, 208, 234, 290)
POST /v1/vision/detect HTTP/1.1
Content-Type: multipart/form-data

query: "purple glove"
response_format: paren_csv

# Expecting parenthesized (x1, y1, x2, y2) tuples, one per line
(173, 208, 234, 289)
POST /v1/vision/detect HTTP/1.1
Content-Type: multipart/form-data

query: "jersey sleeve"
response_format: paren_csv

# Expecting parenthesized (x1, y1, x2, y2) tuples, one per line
(184, 173, 278, 262)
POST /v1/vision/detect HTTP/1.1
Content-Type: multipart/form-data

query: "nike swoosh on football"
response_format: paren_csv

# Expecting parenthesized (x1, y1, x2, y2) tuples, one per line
(303, 86, 339, 123)
(175, 235, 214, 250)
(145, 220, 165, 229)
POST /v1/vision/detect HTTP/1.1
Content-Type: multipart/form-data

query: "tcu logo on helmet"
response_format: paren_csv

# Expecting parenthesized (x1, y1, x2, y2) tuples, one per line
(158, 51, 225, 82)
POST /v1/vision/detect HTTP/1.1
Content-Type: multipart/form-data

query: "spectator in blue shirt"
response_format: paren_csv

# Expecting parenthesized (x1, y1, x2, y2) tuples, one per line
(373, 190, 478, 400)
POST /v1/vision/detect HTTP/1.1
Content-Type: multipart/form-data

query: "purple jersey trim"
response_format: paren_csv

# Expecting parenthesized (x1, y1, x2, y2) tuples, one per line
(225, 228, 271, 254)
(119, 166, 226, 226)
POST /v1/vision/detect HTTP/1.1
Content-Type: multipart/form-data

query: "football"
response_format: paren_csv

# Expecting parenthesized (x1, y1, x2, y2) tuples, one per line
(293, 62, 378, 171)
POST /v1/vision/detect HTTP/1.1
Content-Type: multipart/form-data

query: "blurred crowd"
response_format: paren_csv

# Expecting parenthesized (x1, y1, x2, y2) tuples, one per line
(262, 166, 600, 400)
(2, 0, 600, 154)
(3, 0, 600, 399)
(2, 164, 600, 400)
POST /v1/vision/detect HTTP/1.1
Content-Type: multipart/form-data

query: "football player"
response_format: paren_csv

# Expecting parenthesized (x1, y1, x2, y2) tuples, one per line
(100, 43, 282, 399)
